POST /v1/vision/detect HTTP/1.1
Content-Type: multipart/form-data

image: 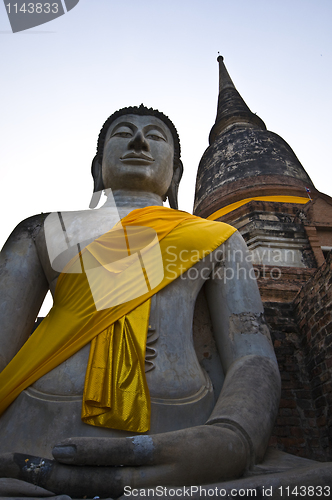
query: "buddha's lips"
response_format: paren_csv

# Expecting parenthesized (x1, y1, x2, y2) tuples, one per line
(121, 152, 154, 162)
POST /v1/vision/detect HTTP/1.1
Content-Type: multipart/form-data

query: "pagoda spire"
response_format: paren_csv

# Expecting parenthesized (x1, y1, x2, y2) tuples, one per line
(194, 56, 315, 218)
(217, 54, 235, 91)
(209, 56, 266, 144)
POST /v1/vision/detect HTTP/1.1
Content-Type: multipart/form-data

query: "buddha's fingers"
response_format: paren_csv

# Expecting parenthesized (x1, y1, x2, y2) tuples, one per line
(0, 451, 162, 499)
(52, 426, 248, 477)
(53, 435, 157, 466)
(53, 426, 228, 467)
(1, 427, 247, 498)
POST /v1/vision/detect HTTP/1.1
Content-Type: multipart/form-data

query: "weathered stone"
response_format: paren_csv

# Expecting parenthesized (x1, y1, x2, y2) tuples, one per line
(0, 477, 55, 497)
(0, 107, 281, 496)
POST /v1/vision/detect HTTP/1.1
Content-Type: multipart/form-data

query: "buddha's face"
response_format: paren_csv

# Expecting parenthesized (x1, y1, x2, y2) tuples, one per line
(102, 114, 174, 197)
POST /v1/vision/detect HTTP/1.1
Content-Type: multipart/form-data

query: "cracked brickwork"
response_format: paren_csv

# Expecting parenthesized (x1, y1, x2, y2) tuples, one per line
(264, 252, 332, 461)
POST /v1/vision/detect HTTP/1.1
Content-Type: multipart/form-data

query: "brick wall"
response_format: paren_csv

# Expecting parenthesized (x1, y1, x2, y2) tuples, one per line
(264, 302, 313, 458)
(264, 252, 332, 461)
(293, 251, 332, 460)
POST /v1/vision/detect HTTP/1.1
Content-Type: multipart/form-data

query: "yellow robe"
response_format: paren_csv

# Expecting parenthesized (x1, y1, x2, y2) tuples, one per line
(0, 206, 236, 432)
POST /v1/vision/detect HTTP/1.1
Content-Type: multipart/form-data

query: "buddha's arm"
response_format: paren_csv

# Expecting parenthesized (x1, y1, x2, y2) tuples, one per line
(0, 217, 49, 371)
(204, 230, 281, 465)
(1, 232, 280, 497)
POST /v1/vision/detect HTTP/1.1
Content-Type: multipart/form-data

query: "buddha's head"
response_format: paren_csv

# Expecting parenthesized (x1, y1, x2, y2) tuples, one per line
(90, 105, 183, 209)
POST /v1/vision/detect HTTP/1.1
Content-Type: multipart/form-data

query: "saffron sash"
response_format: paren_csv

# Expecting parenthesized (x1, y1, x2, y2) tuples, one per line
(0, 206, 236, 432)
(207, 196, 309, 221)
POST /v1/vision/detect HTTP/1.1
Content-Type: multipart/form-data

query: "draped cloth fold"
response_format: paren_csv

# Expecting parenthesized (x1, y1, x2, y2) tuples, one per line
(0, 206, 237, 433)
(82, 300, 151, 432)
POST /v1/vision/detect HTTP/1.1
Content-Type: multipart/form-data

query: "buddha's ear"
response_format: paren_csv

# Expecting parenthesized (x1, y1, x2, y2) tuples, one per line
(166, 159, 183, 210)
(89, 156, 105, 209)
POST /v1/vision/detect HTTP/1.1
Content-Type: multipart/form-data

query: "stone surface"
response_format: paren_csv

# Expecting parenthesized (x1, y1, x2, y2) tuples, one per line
(0, 497, 107, 500)
(117, 449, 332, 499)
(193, 58, 315, 218)
(264, 253, 332, 462)
(194, 127, 314, 217)
(0, 477, 55, 496)
(0, 108, 282, 495)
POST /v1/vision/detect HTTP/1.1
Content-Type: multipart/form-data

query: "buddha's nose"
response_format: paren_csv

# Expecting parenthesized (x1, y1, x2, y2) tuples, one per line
(128, 130, 149, 151)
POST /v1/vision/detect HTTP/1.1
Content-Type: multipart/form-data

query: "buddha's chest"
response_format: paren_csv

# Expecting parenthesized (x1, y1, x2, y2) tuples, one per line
(35, 210, 122, 294)
(31, 277, 209, 400)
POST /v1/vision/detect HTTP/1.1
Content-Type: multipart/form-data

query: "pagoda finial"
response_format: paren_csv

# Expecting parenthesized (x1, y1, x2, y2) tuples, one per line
(217, 55, 235, 92)
(209, 57, 266, 144)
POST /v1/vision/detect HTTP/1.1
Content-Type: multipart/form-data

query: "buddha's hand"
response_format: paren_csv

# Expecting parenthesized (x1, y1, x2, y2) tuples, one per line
(51, 425, 248, 498)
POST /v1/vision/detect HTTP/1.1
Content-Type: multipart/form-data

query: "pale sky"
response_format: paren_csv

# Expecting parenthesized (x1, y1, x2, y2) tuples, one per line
(1, 0, 332, 313)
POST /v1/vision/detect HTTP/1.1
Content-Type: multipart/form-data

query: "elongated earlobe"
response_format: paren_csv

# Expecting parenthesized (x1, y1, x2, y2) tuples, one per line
(166, 160, 183, 210)
(89, 156, 105, 209)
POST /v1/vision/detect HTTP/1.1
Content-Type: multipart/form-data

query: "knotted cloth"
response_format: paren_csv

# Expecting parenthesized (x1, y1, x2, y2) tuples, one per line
(0, 206, 236, 432)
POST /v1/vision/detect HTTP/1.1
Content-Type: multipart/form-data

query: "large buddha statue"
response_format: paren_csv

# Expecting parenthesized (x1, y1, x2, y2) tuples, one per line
(0, 106, 281, 498)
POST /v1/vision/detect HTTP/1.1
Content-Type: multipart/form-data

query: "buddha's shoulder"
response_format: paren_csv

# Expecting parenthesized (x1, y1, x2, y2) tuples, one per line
(7, 213, 50, 243)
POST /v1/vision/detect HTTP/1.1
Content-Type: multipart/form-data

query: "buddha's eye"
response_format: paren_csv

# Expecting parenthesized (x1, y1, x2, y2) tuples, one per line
(146, 131, 166, 142)
(113, 132, 133, 138)
(111, 126, 133, 139)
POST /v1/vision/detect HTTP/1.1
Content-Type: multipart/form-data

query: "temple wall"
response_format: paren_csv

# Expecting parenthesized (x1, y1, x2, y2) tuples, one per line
(293, 251, 332, 460)
(265, 252, 332, 461)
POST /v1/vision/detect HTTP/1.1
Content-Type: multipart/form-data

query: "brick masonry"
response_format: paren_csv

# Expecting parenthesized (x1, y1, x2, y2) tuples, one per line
(264, 252, 332, 461)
